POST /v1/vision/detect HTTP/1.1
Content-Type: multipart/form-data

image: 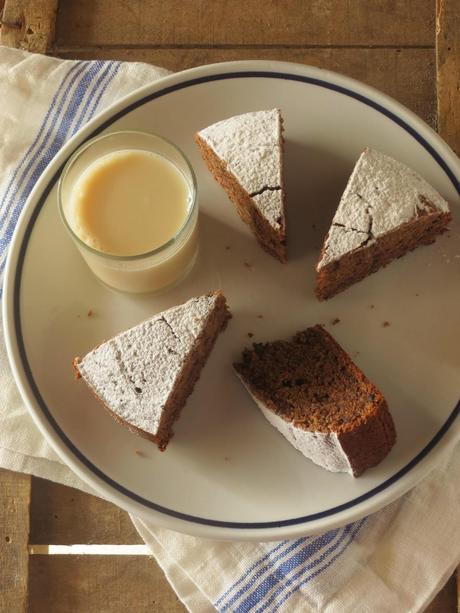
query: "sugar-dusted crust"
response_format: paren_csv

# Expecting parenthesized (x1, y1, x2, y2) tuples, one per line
(74, 291, 231, 450)
(316, 148, 451, 299)
(196, 109, 287, 262)
(234, 325, 396, 477)
(316, 208, 451, 300)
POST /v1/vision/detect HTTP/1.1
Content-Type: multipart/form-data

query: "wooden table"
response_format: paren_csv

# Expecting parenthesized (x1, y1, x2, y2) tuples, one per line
(0, 1, 459, 611)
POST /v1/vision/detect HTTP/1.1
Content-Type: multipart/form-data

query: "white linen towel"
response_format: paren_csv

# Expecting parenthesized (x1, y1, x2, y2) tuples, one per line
(1, 46, 459, 613)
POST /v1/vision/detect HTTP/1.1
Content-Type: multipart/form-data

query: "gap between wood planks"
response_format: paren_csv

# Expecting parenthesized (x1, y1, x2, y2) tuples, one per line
(52, 43, 435, 52)
(29, 544, 151, 555)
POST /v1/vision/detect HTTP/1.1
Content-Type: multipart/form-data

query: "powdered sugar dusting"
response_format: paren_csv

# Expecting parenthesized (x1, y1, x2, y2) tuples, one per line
(252, 189, 283, 230)
(234, 371, 353, 475)
(199, 109, 284, 228)
(77, 294, 219, 435)
(318, 148, 450, 268)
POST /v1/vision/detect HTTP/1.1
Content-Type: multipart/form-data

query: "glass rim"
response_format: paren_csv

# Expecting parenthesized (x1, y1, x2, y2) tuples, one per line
(57, 130, 198, 261)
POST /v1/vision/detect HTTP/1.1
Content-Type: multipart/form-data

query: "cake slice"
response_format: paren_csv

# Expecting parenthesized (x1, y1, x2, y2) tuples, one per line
(316, 148, 451, 300)
(234, 325, 396, 476)
(74, 291, 231, 450)
(196, 109, 287, 262)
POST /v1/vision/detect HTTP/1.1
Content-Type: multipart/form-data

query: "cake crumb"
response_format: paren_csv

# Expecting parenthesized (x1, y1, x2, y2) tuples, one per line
(382, 321, 391, 328)
(135, 449, 145, 457)
(331, 317, 340, 326)
(247, 332, 254, 338)
(311, 223, 316, 230)
(415, 293, 420, 297)
(244, 261, 253, 271)
(225, 245, 231, 251)
(257, 314, 264, 319)
(369, 304, 375, 309)
(224, 456, 231, 462)
(353, 351, 360, 358)
(87, 309, 94, 317)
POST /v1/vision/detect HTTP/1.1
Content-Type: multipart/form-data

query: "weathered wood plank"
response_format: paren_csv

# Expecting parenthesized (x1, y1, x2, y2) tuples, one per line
(436, 3, 460, 602)
(55, 0, 434, 48)
(0, 0, 58, 52)
(0, 469, 31, 613)
(56, 47, 436, 127)
(436, 0, 460, 155)
(424, 574, 457, 613)
(30, 477, 142, 544)
(458, 568, 459, 613)
(28, 555, 185, 612)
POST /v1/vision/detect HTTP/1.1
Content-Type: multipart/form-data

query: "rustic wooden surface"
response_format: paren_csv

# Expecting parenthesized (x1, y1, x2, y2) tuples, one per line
(0, 0, 459, 611)
(0, 469, 30, 613)
(0, 0, 57, 52)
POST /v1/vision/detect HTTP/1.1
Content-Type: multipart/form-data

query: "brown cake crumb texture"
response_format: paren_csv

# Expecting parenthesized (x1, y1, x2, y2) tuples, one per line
(316, 205, 451, 300)
(234, 325, 396, 476)
(195, 126, 287, 263)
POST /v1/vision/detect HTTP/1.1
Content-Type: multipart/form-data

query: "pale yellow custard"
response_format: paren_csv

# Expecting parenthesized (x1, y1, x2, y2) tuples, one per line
(72, 149, 190, 256)
(59, 132, 198, 294)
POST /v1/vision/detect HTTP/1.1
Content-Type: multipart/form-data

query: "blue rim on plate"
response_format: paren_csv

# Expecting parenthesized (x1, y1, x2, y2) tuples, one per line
(10, 69, 460, 530)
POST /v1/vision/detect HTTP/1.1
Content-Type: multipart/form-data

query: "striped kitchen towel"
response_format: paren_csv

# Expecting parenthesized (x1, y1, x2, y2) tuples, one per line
(1, 46, 460, 612)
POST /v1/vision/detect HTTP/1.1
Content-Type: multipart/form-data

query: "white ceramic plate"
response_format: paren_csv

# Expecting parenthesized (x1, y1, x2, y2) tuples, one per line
(4, 61, 460, 541)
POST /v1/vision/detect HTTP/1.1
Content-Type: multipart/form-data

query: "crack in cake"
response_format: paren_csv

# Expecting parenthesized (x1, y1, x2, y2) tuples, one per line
(74, 291, 231, 450)
(195, 109, 287, 262)
(234, 325, 396, 476)
(316, 148, 451, 300)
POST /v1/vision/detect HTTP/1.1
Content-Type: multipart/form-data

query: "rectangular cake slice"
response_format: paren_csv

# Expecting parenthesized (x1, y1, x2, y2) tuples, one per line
(74, 291, 231, 450)
(196, 109, 287, 262)
(234, 325, 396, 476)
(316, 148, 451, 300)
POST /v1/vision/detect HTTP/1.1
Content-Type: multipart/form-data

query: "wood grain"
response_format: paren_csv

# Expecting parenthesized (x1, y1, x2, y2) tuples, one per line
(30, 478, 142, 545)
(0, 0, 58, 52)
(54, 0, 434, 48)
(57, 47, 436, 127)
(0, 469, 31, 613)
(28, 555, 185, 613)
(424, 574, 458, 613)
(436, 0, 460, 154)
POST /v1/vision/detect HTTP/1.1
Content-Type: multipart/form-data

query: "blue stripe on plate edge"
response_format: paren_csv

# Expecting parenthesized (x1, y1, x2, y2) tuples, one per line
(11, 70, 460, 529)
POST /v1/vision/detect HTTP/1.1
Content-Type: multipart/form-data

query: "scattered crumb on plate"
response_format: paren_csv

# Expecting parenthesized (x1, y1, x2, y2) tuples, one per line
(247, 332, 254, 338)
(135, 449, 145, 457)
(331, 317, 340, 326)
(382, 321, 390, 328)
(244, 261, 253, 271)
(87, 309, 94, 317)
(257, 314, 264, 319)
(225, 245, 231, 251)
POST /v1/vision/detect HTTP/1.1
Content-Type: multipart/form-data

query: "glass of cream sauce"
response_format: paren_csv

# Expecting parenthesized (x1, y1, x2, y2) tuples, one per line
(58, 131, 198, 293)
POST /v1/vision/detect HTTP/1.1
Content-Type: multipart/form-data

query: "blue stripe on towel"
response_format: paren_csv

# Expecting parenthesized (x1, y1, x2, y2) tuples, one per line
(218, 533, 337, 611)
(214, 540, 291, 608)
(216, 519, 366, 613)
(0, 60, 121, 291)
(270, 519, 366, 612)
(216, 528, 341, 612)
(0, 61, 88, 226)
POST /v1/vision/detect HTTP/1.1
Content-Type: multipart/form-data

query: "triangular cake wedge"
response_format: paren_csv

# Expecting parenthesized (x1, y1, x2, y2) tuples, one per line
(316, 148, 451, 300)
(234, 326, 396, 477)
(74, 292, 231, 450)
(196, 109, 287, 262)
